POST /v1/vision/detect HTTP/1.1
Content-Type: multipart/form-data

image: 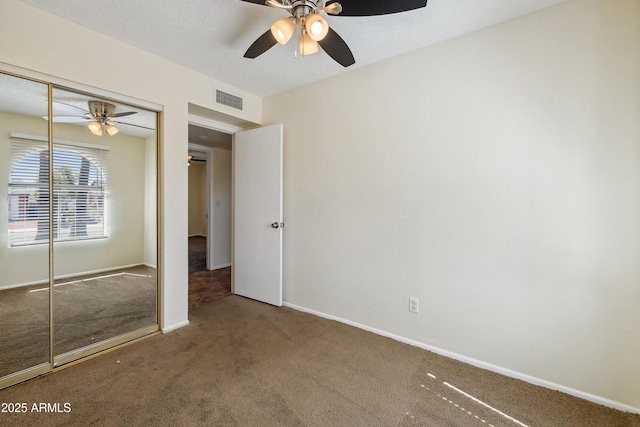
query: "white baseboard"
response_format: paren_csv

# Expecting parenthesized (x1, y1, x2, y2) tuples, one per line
(210, 263, 231, 270)
(0, 263, 150, 291)
(162, 320, 190, 334)
(0, 279, 48, 291)
(283, 302, 640, 415)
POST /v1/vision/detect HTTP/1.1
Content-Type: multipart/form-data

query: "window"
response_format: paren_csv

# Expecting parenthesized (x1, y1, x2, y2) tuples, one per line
(8, 134, 108, 247)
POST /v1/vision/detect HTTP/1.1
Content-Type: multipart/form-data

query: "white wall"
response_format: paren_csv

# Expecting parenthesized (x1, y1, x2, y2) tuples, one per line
(188, 163, 207, 236)
(0, 0, 261, 331)
(264, 0, 640, 411)
(0, 111, 148, 288)
(212, 148, 232, 268)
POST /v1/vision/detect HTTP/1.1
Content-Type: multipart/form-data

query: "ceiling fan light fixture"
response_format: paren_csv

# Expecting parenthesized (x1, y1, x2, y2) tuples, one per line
(271, 18, 295, 45)
(106, 124, 119, 136)
(88, 121, 103, 136)
(299, 32, 319, 56)
(305, 14, 329, 41)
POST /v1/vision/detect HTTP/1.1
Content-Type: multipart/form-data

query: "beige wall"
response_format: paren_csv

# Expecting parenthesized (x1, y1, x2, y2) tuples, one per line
(188, 163, 207, 237)
(264, 0, 640, 410)
(0, 0, 261, 330)
(0, 111, 148, 288)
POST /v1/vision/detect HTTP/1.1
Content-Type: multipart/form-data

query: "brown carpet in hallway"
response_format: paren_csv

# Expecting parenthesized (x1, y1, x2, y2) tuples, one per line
(188, 267, 232, 309)
(188, 235, 207, 273)
(188, 236, 232, 308)
(0, 295, 637, 426)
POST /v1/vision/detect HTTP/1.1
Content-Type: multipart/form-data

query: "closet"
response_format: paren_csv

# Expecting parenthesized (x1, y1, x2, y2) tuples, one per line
(0, 71, 159, 389)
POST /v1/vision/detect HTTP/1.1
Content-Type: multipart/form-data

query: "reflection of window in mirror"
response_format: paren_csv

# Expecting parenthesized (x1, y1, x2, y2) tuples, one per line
(9, 137, 107, 246)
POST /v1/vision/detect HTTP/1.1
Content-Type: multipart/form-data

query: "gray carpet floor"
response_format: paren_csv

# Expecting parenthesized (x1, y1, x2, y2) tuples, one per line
(0, 295, 638, 426)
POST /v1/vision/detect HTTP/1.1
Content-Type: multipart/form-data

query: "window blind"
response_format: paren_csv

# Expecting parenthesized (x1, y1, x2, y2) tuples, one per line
(8, 135, 108, 247)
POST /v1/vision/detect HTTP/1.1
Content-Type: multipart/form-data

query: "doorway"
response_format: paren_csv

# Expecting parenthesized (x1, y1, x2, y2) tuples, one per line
(187, 123, 233, 308)
(186, 113, 284, 309)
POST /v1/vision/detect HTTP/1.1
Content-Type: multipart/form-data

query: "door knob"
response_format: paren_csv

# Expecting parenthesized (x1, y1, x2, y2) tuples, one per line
(271, 222, 280, 229)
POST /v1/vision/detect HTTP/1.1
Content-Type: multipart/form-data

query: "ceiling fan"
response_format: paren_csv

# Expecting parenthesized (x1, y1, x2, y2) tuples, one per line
(187, 153, 207, 166)
(241, 0, 428, 67)
(44, 100, 152, 136)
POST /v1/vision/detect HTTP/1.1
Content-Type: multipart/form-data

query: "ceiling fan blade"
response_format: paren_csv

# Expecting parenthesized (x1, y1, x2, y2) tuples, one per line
(317, 27, 355, 67)
(238, 0, 271, 6)
(52, 100, 89, 115)
(47, 115, 88, 123)
(328, 0, 427, 16)
(111, 120, 155, 131)
(109, 111, 137, 118)
(244, 29, 278, 59)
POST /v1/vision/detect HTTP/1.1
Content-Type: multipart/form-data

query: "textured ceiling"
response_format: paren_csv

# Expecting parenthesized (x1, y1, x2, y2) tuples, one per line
(18, 0, 568, 97)
(189, 125, 233, 152)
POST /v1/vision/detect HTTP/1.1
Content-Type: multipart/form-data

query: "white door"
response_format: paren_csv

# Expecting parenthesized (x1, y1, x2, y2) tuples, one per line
(234, 124, 283, 306)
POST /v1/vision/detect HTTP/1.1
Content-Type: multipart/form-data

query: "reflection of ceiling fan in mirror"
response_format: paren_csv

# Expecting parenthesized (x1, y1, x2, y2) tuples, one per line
(44, 100, 154, 136)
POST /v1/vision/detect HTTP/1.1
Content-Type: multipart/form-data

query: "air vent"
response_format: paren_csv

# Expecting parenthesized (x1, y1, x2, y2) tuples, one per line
(216, 90, 243, 111)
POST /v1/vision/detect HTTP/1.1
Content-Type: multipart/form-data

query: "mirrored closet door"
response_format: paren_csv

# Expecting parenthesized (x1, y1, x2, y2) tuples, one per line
(0, 72, 51, 382)
(0, 70, 160, 389)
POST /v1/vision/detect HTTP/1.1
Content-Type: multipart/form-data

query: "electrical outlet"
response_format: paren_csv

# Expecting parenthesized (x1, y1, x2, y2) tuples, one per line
(409, 297, 419, 313)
